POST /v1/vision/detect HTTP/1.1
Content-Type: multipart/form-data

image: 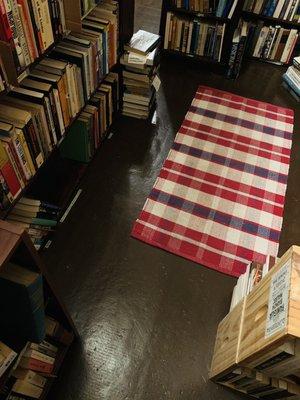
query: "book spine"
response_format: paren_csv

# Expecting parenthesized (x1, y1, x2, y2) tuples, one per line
(9, 0, 31, 66)
(27, 274, 46, 342)
(11, 134, 31, 180)
(20, 357, 53, 373)
(0, 0, 13, 40)
(16, 128, 36, 176)
(0, 140, 21, 198)
(2, 0, 25, 68)
(17, 0, 38, 59)
(2, 140, 25, 188)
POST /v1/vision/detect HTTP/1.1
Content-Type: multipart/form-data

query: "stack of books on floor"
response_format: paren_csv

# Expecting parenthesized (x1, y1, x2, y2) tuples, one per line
(0, 0, 119, 213)
(164, 12, 226, 61)
(243, 0, 300, 21)
(121, 30, 160, 119)
(283, 56, 300, 101)
(229, 255, 277, 311)
(0, 0, 67, 74)
(169, 0, 239, 18)
(6, 196, 60, 250)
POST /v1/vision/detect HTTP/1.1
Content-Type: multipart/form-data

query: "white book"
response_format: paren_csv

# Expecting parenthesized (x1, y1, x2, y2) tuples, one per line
(273, 0, 286, 18)
(284, 0, 296, 19)
(164, 12, 172, 49)
(53, 88, 65, 137)
(281, 30, 298, 63)
(228, 0, 239, 18)
(290, 0, 300, 19)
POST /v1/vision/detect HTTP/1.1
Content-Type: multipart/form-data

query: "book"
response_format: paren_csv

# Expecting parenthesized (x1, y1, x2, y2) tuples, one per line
(124, 29, 160, 55)
(0, 341, 17, 378)
(0, 262, 45, 343)
(12, 367, 47, 388)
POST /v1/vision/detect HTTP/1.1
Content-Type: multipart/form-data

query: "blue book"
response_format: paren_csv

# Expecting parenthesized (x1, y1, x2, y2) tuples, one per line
(0, 263, 46, 343)
(266, 0, 278, 16)
(216, 0, 227, 17)
(190, 21, 199, 54)
(283, 73, 300, 96)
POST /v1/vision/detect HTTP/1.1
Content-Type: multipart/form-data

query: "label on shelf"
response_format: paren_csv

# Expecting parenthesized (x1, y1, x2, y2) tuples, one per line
(265, 259, 292, 338)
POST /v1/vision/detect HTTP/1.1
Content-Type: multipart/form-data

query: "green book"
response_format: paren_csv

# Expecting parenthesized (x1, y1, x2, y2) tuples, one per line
(59, 119, 91, 163)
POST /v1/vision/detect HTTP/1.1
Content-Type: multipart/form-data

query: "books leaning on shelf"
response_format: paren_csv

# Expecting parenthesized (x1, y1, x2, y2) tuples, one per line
(282, 56, 300, 101)
(169, 0, 239, 18)
(227, 20, 249, 78)
(243, 0, 300, 22)
(0, 1, 119, 212)
(0, 0, 67, 74)
(229, 255, 277, 311)
(60, 72, 119, 159)
(164, 11, 226, 62)
(121, 33, 160, 120)
(6, 196, 60, 250)
(247, 22, 299, 64)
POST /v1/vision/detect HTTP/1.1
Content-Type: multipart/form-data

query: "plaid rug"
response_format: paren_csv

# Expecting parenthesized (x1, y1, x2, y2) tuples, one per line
(131, 86, 294, 277)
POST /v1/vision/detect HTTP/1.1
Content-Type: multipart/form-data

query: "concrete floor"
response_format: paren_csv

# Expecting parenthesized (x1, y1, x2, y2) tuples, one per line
(45, 2, 300, 399)
(45, 56, 300, 400)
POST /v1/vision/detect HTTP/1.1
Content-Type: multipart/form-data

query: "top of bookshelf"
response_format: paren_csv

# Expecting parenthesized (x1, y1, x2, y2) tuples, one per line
(242, 10, 300, 29)
(166, 6, 229, 23)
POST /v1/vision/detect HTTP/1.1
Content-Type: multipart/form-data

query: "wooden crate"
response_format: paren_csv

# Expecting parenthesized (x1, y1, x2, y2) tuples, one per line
(238, 246, 300, 364)
(210, 299, 245, 380)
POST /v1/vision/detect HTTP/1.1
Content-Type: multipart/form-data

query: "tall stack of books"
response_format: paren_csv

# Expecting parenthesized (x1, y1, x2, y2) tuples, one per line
(169, 0, 239, 18)
(244, 0, 300, 22)
(121, 30, 160, 119)
(164, 12, 226, 61)
(0, 0, 67, 74)
(0, 0, 119, 213)
(283, 56, 300, 101)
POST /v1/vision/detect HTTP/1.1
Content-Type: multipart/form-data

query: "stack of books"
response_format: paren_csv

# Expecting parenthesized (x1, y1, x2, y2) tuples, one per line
(243, 0, 300, 21)
(164, 12, 226, 61)
(121, 30, 160, 119)
(283, 56, 300, 101)
(229, 255, 277, 311)
(6, 196, 60, 250)
(169, 0, 239, 18)
(0, 0, 67, 74)
(0, 0, 119, 212)
(247, 22, 298, 64)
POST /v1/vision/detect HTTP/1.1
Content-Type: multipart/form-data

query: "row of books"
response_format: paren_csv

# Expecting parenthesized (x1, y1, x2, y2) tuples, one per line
(247, 22, 298, 63)
(121, 30, 160, 119)
(243, 0, 300, 22)
(0, 1, 119, 212)
(0, 0, 67, 74)
(4, 71, 119, 247)
(227, 20, 248, 78)
(169, 0, 239, 18)
(164, 12, 226, 61)
(282, 56, 300, 101)
(230, 255, 276, 311)
(7, 196, 60, 250)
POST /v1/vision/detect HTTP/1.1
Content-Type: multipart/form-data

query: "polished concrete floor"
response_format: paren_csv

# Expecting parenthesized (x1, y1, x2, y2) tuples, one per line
(44, 55, 300, 400)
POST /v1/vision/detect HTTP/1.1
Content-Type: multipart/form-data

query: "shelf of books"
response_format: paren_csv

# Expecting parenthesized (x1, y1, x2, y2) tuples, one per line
(243, 0, 300, 24)
(160, 0, 244, 69)
(0, 219, 77, 399)
(0, 0, 122, 250)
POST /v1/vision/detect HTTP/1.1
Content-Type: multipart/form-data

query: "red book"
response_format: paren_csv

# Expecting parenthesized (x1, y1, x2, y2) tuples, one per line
(0, 140, 21, 199)
(0, 0, 13, 41)
(17, 0, 39, 59)
(19, 357, 54, 374)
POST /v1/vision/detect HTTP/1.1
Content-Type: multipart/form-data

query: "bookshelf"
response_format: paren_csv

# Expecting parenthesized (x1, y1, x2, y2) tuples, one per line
(0, 0, 134, 249)
(160, 0, 300, 74)
(159, 0, 245, 69)
(0, 219, 77, 398)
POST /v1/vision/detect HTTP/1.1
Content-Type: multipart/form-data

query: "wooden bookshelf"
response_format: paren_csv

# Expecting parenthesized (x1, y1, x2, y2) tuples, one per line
(0, 220, 77, 398)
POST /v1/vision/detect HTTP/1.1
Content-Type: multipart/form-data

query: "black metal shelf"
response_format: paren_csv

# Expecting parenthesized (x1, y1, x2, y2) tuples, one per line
(242, 11, 300, 29)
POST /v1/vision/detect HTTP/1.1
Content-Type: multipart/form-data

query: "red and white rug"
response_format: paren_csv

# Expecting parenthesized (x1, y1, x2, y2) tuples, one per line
(131, 86, 294, 277)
